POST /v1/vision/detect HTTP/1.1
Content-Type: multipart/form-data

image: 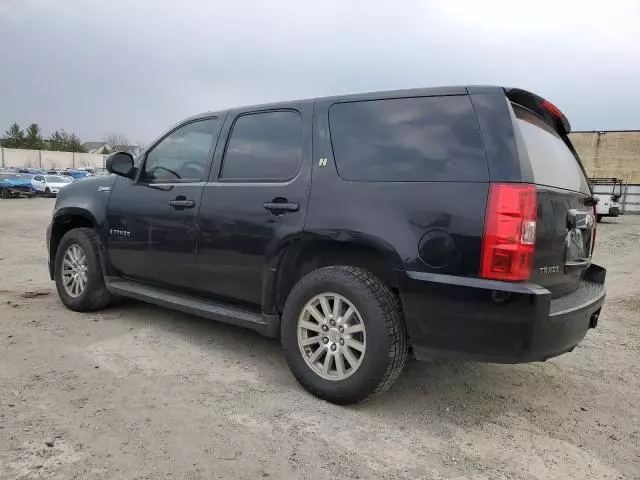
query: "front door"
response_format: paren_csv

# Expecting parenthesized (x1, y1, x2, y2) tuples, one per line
(32, 175, 45, 193)
(106, 117, 222, 290)
(196, 104, 312, 307)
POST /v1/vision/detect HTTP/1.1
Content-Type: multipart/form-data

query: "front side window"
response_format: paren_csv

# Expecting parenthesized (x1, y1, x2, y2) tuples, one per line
(142, 118, 218, 182)
(220, 111, 303, 181)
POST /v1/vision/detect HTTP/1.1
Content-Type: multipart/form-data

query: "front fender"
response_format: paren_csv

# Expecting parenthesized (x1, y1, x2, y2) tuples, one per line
(48, 176, 118, 279)
(53, 175, 117, 228)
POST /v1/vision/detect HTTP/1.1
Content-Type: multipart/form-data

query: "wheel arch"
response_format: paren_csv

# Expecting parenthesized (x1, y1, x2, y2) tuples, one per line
(49, 208, 99, 279)
(269, 234, 404, 315)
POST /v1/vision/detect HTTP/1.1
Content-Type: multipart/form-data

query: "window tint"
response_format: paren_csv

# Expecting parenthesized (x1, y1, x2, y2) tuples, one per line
(513, 105, 590, 194)
(221, 111, 303, 180)
(142, 118, 218, 182)
(329, 96, 487, 182)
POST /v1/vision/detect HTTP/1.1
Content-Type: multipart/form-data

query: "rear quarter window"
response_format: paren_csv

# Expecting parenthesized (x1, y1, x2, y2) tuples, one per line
(328, 95, 487, 182)
(513, 105, 590, 194)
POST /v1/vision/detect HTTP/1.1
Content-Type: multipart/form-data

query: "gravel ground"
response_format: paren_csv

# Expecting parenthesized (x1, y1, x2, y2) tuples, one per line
(0, 198, 639, 480)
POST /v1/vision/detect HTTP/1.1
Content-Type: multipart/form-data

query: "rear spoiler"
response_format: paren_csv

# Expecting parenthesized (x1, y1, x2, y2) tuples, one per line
(505, 88, 571, 135)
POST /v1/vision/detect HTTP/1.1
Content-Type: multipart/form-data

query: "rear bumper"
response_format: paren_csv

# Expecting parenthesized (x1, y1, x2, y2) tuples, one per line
(400, 264, 606, 363)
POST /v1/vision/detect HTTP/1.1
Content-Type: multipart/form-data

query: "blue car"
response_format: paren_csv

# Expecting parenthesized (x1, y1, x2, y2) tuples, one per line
(0, 172, 36, 198)
(67, 170, 89, 179)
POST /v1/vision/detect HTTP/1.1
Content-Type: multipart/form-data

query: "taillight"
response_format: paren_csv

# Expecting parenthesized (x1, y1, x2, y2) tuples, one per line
(481, 183, 537, 281)
(541, 99, 564, 118)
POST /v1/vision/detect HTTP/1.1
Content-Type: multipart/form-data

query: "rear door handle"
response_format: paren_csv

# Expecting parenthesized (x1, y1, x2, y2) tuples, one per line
(263, 201, 300, 213)
(168, 199, 195, 209)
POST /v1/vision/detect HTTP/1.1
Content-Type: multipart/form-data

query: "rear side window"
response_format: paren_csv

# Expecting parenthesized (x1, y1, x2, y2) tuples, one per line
(221, 110, 303, 181)
(514, 105, 590, 194)
(328, 96, 487, 182)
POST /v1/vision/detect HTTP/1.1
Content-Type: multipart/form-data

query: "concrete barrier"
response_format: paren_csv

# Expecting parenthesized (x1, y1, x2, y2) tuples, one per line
(1, 148, 104, 170)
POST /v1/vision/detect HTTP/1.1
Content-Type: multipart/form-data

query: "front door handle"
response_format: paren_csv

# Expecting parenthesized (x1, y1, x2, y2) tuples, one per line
(168, 198, 195, 209)
(263, 200, 300, 213)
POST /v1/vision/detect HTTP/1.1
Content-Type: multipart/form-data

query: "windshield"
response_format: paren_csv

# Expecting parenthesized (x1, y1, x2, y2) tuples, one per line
(46, 175, 71, 183)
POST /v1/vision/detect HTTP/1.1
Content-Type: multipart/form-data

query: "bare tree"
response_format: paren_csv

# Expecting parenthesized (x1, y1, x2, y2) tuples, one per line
(103, 133, 137, 155)
(135, 140, 148, 155)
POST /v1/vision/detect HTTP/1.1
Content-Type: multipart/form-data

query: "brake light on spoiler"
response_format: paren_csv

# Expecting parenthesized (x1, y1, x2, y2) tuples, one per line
(481, 183, 537, 281)
(506, 88, 571, 134)
(541, 99, 564, 118)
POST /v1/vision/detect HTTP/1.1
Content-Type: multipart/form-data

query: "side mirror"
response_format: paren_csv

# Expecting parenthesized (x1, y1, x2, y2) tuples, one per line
(106, 152, 135, 178)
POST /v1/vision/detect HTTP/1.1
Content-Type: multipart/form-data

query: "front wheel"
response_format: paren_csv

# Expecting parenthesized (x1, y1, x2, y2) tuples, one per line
(54, 228, 112, 312)
(597, 214, 603, 223)
(281, 266, 407, 404)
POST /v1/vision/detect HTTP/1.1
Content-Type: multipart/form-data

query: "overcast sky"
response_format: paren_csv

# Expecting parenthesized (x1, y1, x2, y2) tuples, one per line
(1, 0, 639, 144)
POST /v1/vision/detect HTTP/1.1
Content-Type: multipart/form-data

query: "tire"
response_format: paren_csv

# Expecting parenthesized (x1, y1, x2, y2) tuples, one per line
(54, 228, 111, 312)
(281, 266, 407, 404)
(597, 214, 603, 223)
(45, 187, 51, 197)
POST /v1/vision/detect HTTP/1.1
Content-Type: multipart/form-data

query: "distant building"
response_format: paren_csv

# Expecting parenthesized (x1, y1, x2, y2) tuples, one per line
(569, 130, 640, 184)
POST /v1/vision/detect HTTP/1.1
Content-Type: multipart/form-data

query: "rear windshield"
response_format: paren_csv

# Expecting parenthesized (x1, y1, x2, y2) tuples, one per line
(328, 95, 487, 182)
(513, 104, 590, 194)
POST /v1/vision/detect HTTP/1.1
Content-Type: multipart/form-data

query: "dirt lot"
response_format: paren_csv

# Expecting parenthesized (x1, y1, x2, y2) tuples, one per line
(0, 198, 638, 480)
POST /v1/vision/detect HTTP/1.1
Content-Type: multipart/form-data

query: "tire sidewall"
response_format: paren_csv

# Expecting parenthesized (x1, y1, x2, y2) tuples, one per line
(54, 230, 104, 310)
(282, 268, 395, 402)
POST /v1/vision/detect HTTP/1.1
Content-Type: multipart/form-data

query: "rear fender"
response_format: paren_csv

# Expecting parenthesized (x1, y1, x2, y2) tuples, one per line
(265, 232, 403, 315)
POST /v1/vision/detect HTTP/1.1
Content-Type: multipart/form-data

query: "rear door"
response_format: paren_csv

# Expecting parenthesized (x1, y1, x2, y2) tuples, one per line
(512, 104, 595, 296)
(195, 104, 312, 307)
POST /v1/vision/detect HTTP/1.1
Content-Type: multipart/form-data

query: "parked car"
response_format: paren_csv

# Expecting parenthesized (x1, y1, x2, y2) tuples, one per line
(91, 168, 110, 177)
(590, 177, 623, 222)
(32, 174, 73, 196)
(64, 169, 89, 179)
(0, 172, 35, 198)
(46, 86, 606, 404)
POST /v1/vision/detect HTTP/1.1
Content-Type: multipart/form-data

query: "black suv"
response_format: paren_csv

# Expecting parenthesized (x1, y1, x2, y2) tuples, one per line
(47, 86, 606, 404)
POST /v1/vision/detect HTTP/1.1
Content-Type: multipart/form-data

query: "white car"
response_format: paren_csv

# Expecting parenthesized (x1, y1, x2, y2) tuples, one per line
(31, 174, 73, 197)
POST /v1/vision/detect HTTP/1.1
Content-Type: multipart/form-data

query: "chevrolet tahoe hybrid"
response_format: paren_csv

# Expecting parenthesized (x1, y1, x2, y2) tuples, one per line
(47, 86, 606, 404)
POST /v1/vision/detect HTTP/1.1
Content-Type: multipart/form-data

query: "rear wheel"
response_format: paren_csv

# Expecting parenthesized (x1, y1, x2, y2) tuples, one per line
(281, 266, 407, 404)
(54, 228, 111, 312)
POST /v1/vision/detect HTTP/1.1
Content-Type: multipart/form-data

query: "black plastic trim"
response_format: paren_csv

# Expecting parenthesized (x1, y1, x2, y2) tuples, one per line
(405, 270, 549, 295)
(105, 277, 278, 336)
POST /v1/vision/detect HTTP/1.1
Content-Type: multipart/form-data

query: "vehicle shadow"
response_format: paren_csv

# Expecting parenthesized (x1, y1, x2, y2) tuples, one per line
(108, 299, 572, 425)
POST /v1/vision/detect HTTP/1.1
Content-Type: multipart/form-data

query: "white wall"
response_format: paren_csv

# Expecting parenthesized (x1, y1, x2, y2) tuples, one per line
(2, 148, 41, 168)
(40, 150, 71, 169)
(1, 148, 104, 169)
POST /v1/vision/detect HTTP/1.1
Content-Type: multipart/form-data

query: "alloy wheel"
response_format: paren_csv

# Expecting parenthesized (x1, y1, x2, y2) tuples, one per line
(297, 293, 367, 381)
(61, 244, 88, 298)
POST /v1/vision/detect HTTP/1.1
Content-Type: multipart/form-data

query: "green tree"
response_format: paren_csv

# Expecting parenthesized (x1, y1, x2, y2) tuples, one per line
(24, 123, 45, 150)
(47, 130, 87, 153)
(3, 123, 26, 148)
